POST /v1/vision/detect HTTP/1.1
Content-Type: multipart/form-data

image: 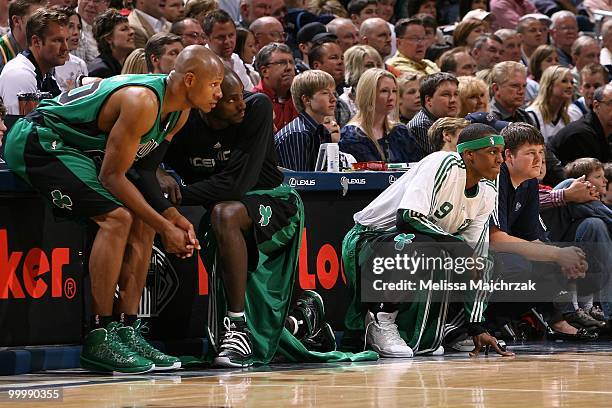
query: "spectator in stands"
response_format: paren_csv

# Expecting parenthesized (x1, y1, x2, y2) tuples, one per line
(457, 76, 489, 117)
(327, 18, 359, 52)
(387, 18, 439, 76)
(274, 70, 339, 171)
(525, 44, 559, 104)
(121, 47, 147, 74)
(471, 34, 503, 71)
(235, 27, 259, 84)
(490, 0, 537, 30)
(340, 68, 419, 163)
(568, 63, 608, 119)
(517, 15, 548, 66)
(600, 19, 612, 68)
(415, 13, 440, 61)
(459, 0, 491, 19)
(427, 116, 470, 151)
(88, 9, 135, 78)
(570, 36, 600, 86)
(461, 8, 496, 33)
(543, 158, 612, 329)
(0, 8, 67, 114)
(495, 29, 521, 62)
(526, 65, 581, 140)
(268, 0, 288, 25)
(359, 17, 392, 61)
(398, 73, 422, 123)
(204, 10, 254, 90)
(378, 0, 397, 22)
(144, 32, 183, 74)
(438, 47, 477, 77)
(54, 6, 88, 92)
(185, 0, 218, 26)
(128, 0, 171, 49)
(250, 16, 286, 52)
(404, 0, 437, 19)
(238, 0, 271, 29)
(549, 84, 612, 165)
(162, 0, 185, 23)
(295, 22, 326, 73)
(407, 72, 459, 158)
(550, 11, 577, 67)
(309, 39, 352, 126)
(347, 0, 378, 28)
(0, 0, 45, 71)
(490, 61, 534, 124)
(253, 42, 298, 131)
(308, 0, 347, 17)
(74, 0, 107, 63)
(340, 44, 383, 117)
(171, 18, 205, 46)
(453, 20, 486, 48)
(488, 122, 594, 339)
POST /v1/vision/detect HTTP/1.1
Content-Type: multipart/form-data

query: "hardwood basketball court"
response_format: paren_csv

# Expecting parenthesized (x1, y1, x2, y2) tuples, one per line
(1, 342, 611, 407)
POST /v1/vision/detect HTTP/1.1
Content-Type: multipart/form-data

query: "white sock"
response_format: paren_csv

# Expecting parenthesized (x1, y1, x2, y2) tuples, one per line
(227, 311, 245, 319)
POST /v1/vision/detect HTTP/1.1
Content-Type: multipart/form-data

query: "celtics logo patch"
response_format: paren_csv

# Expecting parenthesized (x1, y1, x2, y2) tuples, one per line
(51, 189, 73, 210)
(259, 204, 272, 227)
(394, 233, 415, 251)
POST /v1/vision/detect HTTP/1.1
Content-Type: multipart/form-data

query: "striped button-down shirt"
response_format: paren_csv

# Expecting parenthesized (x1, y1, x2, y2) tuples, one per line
(406, 108, 436, 160)
(274, 111, 331, 171)
(73, 20, 98, 64)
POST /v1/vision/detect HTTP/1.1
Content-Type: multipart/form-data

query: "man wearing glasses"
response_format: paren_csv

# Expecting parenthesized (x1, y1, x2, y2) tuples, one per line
(387, 18, 439, 76)
(550, 11, 578, 68)
(171, 17, 205, 46)
(550, 84, 612, 165)
(249, 16, 286, 52)
(253, 42, 297, 131)
(203, 10, 254, 91)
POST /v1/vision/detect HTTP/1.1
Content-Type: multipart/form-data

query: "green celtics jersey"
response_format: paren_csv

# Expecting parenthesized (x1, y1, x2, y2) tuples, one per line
(36, 74, 182, 157)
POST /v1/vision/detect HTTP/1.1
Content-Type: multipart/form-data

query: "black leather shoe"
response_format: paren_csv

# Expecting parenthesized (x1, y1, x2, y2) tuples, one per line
(546, 328, 598, 341)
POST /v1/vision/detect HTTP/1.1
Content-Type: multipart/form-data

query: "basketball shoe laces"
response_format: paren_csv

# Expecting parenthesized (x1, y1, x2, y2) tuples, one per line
(220, 317, 252, 356)
(364, 316, 405, 351)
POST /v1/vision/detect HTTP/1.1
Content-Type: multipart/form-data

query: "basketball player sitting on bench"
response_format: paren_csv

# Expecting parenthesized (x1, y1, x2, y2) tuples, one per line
(342, 123, 515, 357)
(161, 68, 338, 368)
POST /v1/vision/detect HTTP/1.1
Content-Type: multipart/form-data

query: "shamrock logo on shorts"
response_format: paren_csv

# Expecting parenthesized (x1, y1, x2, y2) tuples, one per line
(259, 204, 272, 227)
(51, 189, 73, 210)
(394, 233, 415, 251)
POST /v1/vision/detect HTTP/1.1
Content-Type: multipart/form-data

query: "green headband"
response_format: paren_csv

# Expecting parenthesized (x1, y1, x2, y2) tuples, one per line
(457, 135, 505, 154)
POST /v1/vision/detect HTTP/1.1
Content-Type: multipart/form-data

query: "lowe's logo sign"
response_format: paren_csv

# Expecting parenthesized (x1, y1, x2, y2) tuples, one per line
(288, 177, 316, 187)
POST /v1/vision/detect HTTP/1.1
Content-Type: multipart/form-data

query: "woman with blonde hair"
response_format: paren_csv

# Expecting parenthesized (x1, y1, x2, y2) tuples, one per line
(339, 68, 420, 163)
(526, 65, 582, 141)
(427, 117, 470, 152)
(121, 48, 147, 74)
(340, 45, 384, 117)
(457, 76, 489, 117)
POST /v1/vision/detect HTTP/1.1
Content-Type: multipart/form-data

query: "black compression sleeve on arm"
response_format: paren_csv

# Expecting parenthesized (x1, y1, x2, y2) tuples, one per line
(127, 140, 172, 213)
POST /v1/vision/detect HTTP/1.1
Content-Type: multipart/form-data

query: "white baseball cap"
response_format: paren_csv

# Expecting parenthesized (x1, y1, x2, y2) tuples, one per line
(462, 9, 496, 22)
